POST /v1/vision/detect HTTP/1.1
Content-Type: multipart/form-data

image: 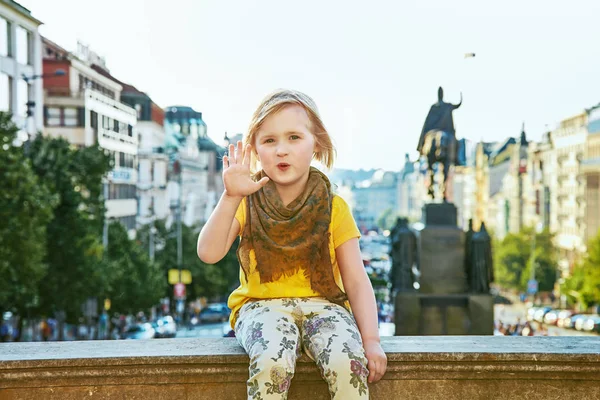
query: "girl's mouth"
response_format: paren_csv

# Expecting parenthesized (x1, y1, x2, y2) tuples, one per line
(277, 163, 290, 171)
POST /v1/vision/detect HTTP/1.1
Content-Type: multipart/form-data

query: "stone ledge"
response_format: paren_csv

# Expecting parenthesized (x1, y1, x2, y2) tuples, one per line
(1, 336, 599, 399)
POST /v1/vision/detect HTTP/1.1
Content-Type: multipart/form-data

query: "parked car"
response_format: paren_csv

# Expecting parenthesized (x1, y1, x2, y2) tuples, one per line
(153, 316, 177, 338)
(121, 323, 155, 340)
(575, 314, 593, 331)
(563, 314, 586, 329)
(582, 315, 600, 333)
(543, 309, 561, 325)
(556, 310, 575, 328)
(533, 307, 552, 323)
(198, 303, 231, 324)
(527, 307, 540, 322)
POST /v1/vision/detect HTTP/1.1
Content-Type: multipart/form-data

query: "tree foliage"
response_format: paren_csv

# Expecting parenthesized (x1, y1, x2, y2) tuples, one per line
(138, 219, 240, 303)
(565, 230, 600, 308)
(27, 134, 111, 321)
(0, 113, 56, 314)
(102, 222, 165, 314)
(376, 208, 397, 232)
(493, 227, 558, 293)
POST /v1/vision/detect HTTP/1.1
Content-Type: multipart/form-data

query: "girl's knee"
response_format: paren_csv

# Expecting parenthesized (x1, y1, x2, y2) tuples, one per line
(249, 349, 298, 376)
(248, 353, 297, 395)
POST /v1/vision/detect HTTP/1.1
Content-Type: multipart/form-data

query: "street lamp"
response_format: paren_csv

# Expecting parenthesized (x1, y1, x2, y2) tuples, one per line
(21, 69, 66, 141)
(21, 68, 66, 84)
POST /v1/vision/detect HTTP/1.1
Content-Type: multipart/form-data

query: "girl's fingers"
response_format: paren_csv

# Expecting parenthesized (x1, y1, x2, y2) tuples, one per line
(368, 359, 376, 383)
(236, 141, 243, 164)
(228, 144, 235, 163)
(243, 144, 252, 166)
(256, 176, 269, 187)
(223, 155, 229, 169)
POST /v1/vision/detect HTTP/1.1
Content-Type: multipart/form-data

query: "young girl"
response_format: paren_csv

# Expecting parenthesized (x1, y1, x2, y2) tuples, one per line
(197, 89, 387, 399)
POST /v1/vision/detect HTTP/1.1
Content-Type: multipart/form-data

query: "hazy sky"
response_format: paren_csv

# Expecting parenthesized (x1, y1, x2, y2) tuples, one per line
(21, 0, 600, 170)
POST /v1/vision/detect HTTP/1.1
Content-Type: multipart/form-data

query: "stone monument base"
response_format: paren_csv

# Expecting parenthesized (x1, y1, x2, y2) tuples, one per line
(394, 292, 494, 335)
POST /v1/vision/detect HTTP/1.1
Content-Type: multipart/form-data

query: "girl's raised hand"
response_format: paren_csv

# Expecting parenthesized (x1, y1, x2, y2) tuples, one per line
(222, 141, 269, 198)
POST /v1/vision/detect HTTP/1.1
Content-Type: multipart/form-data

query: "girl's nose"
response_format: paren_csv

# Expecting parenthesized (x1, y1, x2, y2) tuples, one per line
(276, 144, 289, 157)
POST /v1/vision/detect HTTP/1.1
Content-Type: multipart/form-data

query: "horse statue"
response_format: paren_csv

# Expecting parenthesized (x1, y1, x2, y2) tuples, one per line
(416, 87, 462, 202)
(421, 130, 455, 201)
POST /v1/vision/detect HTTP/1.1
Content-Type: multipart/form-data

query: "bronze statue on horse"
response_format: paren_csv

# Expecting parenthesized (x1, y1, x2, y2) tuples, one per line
(416, 87, 462, 202)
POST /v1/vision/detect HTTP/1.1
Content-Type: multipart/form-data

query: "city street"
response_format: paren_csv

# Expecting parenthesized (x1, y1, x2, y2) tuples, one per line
(175, 321, 397, 339)
(176, 322, 230, 339)
(495, 303, 598, 337)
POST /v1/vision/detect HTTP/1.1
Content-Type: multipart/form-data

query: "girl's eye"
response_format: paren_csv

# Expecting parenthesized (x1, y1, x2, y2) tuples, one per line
(264, 138, 274, 144)
(290, 135, 300, 140)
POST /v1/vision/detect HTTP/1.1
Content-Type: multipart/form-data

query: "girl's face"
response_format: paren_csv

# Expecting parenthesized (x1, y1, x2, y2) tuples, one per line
(254, 104, 318, 191)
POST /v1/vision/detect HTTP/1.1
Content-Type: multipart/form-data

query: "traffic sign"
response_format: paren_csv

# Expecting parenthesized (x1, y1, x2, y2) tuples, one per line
(527, 279, 538, 295)
(174, 283, 186, 298)
(168, 269, 192, 284)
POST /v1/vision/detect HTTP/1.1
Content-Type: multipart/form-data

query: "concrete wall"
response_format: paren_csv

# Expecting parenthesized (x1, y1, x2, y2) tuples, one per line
(1, 336, 599, 399)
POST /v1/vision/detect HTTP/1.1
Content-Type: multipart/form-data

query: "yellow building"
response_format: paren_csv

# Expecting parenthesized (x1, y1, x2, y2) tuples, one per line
(582, 105, 600, 247)
(551, 111, 588, 273)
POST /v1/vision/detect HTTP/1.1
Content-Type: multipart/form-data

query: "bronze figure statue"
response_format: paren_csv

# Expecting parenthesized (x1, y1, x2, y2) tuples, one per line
(469, 222, 494, 293)
(390, 217, 417, 293)
(417, 87, 462, 202)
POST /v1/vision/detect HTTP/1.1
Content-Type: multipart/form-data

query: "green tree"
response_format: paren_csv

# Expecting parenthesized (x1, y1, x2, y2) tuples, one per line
(0, 113, 56, 319)
(103, 222, 165, 315)
(27, 135, 111, 324)
(519, 229, 558, 293)
(493, 231, 528, 290)
(144, 220, 239, 303)
(494, 227, 558, 292)
(376, 208, 397, 232)
(567, 230, 600, 309)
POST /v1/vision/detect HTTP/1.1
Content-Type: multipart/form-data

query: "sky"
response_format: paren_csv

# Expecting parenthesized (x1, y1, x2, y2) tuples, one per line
(20, 0, 600, 171)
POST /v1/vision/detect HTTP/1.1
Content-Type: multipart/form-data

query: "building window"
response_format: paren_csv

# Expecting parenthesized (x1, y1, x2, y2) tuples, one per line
(0, 16, 10, 57)
(44, 106, 84, 127)
(46, 107, 61, 126)
(108, 183, 137, 200)
(16, 26, 31, 65)
(63, 107, 78, 126)
(0, 73, 10, 112)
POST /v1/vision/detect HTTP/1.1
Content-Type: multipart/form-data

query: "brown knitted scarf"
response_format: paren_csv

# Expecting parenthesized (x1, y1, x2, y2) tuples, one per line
(237, 167, 347, 305)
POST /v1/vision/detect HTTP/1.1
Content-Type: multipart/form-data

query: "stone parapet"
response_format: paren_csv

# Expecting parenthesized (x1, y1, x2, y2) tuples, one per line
(1, 336, 599, 399)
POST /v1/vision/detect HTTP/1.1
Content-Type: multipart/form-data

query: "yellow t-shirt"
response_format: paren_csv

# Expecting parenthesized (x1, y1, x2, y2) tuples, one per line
(227, 194, 360, 328)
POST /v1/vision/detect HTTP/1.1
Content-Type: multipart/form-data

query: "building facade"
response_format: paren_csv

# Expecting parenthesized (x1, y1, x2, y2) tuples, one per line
(351, 169, 398, 232)
(397, 154, 425, 224)
(164, 106, 223, 226)
(551, 112, 588, 270)
(583, 105, 600, 246)
(42, 39, 138, 233)
(90, 64, 169, 227)
(0, 0, 43, 137)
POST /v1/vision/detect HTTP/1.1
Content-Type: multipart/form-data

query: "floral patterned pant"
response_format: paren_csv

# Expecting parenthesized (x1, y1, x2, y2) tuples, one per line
(234, 297, 370, 400)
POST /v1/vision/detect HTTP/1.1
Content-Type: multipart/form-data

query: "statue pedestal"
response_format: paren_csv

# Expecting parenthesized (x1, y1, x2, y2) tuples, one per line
(394, 293, 493, 335)
(393, 203, 493, 335)
(418, 226, 467, 294)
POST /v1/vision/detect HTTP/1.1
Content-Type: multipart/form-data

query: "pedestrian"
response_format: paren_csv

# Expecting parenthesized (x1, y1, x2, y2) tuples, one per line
(197, 89, 387, 399)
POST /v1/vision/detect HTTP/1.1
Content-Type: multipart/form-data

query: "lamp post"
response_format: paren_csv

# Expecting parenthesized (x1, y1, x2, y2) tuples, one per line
(20, 69, 66, 141)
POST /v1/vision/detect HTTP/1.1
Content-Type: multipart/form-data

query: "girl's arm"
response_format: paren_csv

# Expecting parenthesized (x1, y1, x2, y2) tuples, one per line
(196, 193, 242, 264)
(337, 238, 387, 383)
(197, 141, 268, 264)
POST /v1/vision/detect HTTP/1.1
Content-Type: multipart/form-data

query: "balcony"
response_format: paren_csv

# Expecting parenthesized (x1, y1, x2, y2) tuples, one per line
(1, 337, 598, 399)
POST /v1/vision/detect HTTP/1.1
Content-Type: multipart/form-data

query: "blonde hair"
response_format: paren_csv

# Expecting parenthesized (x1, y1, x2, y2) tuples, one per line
(244, 89, 335, 171)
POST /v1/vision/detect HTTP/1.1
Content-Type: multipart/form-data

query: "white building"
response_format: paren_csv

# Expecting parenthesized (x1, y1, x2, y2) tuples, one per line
(397, 155, 426, 224)
(42, 38, 138, 234)
(164, 106, 223, 227)
(0, 1, 43, 137)
(90, 66, 169, 227)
